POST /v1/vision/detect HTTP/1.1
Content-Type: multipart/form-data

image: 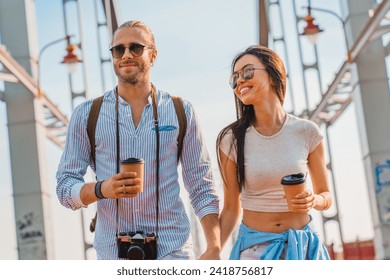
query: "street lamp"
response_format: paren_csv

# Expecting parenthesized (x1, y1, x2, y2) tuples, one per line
(37, 34, 82, 97)
(301, 1, 351, 62)
(300, 1, 323, 45)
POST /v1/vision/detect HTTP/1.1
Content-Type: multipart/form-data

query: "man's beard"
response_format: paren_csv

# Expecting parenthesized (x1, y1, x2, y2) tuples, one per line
(115, 61, 148, 85)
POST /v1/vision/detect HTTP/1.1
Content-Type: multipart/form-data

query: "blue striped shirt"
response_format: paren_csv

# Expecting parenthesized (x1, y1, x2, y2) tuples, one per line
(56, 86, 220, 259)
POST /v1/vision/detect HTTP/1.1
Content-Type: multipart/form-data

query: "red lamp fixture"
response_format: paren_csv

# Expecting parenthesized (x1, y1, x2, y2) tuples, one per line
(61, 35, 82, 73)
(301, 6, 323, 45)
(37, 34, 82, 97)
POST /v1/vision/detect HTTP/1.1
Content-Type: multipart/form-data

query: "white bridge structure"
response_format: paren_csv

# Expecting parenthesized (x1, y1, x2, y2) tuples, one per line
(1, 0, 389, 259)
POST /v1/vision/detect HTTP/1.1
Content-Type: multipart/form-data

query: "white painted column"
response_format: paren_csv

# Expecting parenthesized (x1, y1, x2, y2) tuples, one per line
(343, 0, 390, 259)
(0, 0, 54, 259)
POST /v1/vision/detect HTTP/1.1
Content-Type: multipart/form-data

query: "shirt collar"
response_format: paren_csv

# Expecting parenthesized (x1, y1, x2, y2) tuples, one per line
(107, 85, 160, 105)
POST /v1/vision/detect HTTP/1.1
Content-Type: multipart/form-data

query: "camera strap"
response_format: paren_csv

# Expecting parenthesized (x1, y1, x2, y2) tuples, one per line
(115, 84, 160, 239)
(151, 84, 160, 239)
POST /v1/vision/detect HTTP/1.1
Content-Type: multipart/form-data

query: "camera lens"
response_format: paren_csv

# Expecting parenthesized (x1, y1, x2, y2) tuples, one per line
(127, 245, 145, 260)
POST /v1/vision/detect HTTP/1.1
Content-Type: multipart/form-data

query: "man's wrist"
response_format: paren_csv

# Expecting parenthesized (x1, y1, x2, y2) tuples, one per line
(94, 180, 106, 199)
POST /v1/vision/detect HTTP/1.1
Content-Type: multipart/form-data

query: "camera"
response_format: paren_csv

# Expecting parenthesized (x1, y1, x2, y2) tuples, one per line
(117, 230, 157, 260)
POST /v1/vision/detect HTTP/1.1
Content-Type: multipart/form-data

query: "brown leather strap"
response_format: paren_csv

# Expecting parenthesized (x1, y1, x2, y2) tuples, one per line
(87, 93, 186, 233)
(87, 96, 103, 233)
(171, 95, 186, 162)
(87, 96, 104, 168)
(89, 213, 97, 232)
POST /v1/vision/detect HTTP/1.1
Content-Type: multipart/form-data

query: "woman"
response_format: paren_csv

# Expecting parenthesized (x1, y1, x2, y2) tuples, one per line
(217, 45, 331, 260)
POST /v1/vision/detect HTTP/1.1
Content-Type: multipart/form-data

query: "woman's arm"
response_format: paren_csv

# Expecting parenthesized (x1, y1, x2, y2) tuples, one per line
(219, 149, 242, 249)
(308, 140, 332, 211)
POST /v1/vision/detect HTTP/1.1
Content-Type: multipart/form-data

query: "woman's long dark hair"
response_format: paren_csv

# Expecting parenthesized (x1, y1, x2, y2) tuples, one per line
(216, 45, 286, 192)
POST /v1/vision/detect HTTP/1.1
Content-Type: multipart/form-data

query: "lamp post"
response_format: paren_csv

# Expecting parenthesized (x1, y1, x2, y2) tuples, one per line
(37, 34, 82, 97)
(301, 1, 351, 62)
(300, 1, 356, 257)
(36, 34, 87, 259)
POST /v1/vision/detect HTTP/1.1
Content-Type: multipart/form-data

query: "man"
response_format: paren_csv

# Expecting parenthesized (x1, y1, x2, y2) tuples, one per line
(56, 20, 220, 260)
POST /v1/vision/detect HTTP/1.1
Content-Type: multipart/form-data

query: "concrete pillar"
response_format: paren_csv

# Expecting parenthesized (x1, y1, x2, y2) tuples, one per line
(342, 0, 390, 259)
(0, 0, 53, 259)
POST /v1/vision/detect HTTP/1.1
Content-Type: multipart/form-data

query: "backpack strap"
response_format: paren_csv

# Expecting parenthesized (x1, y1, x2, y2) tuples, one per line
(87, 96, 103, 233)
(87, 95, 186, 165)
(87, 96, 104, 168)
(87, 94, 186, 233)
(171, 95, 187, 162)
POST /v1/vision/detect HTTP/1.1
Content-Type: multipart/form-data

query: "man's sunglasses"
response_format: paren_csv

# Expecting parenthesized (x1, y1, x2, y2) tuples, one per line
(229, 65, 267, 89)
(109, 43, 154, 59)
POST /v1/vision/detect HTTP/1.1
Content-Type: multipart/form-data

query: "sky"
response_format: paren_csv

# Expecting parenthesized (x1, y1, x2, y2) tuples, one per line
(0, 0, 378, 259)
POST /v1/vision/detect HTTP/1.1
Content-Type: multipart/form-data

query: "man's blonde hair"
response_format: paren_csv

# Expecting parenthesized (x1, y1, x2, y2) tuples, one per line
(114, 20, 156, 47)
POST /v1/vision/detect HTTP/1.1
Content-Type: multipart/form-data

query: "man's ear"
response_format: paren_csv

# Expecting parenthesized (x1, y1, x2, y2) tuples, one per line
(151, 48, 158, 64)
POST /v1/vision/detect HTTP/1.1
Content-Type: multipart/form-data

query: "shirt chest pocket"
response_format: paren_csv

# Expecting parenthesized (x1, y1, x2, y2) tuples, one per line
(156, 125, 179, 150)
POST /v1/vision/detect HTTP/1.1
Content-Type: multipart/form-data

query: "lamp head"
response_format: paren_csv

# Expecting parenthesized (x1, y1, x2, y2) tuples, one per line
(301, 10, 323, 44)
(61, 44, 82, 73)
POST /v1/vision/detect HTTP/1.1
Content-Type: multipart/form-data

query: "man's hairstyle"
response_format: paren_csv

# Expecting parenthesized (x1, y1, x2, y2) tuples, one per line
(114, 20, 156, 47)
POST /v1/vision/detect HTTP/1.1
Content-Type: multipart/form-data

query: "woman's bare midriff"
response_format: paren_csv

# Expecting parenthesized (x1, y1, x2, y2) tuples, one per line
(242, 209, 310, 233)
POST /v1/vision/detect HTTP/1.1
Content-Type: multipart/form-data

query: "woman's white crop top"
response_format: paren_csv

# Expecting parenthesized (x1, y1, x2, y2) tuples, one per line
(219, 114, 323, 212)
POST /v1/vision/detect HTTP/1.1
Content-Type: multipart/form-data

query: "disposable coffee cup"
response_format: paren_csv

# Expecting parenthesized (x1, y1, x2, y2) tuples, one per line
(120, 158, 144, 193)
(281, 173, 307, 212)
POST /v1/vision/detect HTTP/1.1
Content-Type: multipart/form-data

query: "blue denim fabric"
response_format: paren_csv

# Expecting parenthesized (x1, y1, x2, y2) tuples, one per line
(230, 218, 330, 260)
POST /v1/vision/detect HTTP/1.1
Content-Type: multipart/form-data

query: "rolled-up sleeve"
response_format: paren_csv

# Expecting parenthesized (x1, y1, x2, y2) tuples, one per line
(56, 102, 92, 210)
(180, 102, 219, 219)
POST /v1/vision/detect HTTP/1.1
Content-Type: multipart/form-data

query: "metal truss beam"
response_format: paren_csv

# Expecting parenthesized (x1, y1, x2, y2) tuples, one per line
(307, 0, 390, 125)
(0, 44, 68, 149)
(0, 72, 18, 83)
(101, 0, 119, 37)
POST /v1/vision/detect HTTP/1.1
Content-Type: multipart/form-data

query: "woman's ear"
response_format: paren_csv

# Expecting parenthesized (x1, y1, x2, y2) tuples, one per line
(269, 76, 275, 87)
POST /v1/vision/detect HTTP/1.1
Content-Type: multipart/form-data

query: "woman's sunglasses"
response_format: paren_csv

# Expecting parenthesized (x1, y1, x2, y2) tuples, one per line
(229, 65, 266, 89)
(109, 43, 154, 59)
